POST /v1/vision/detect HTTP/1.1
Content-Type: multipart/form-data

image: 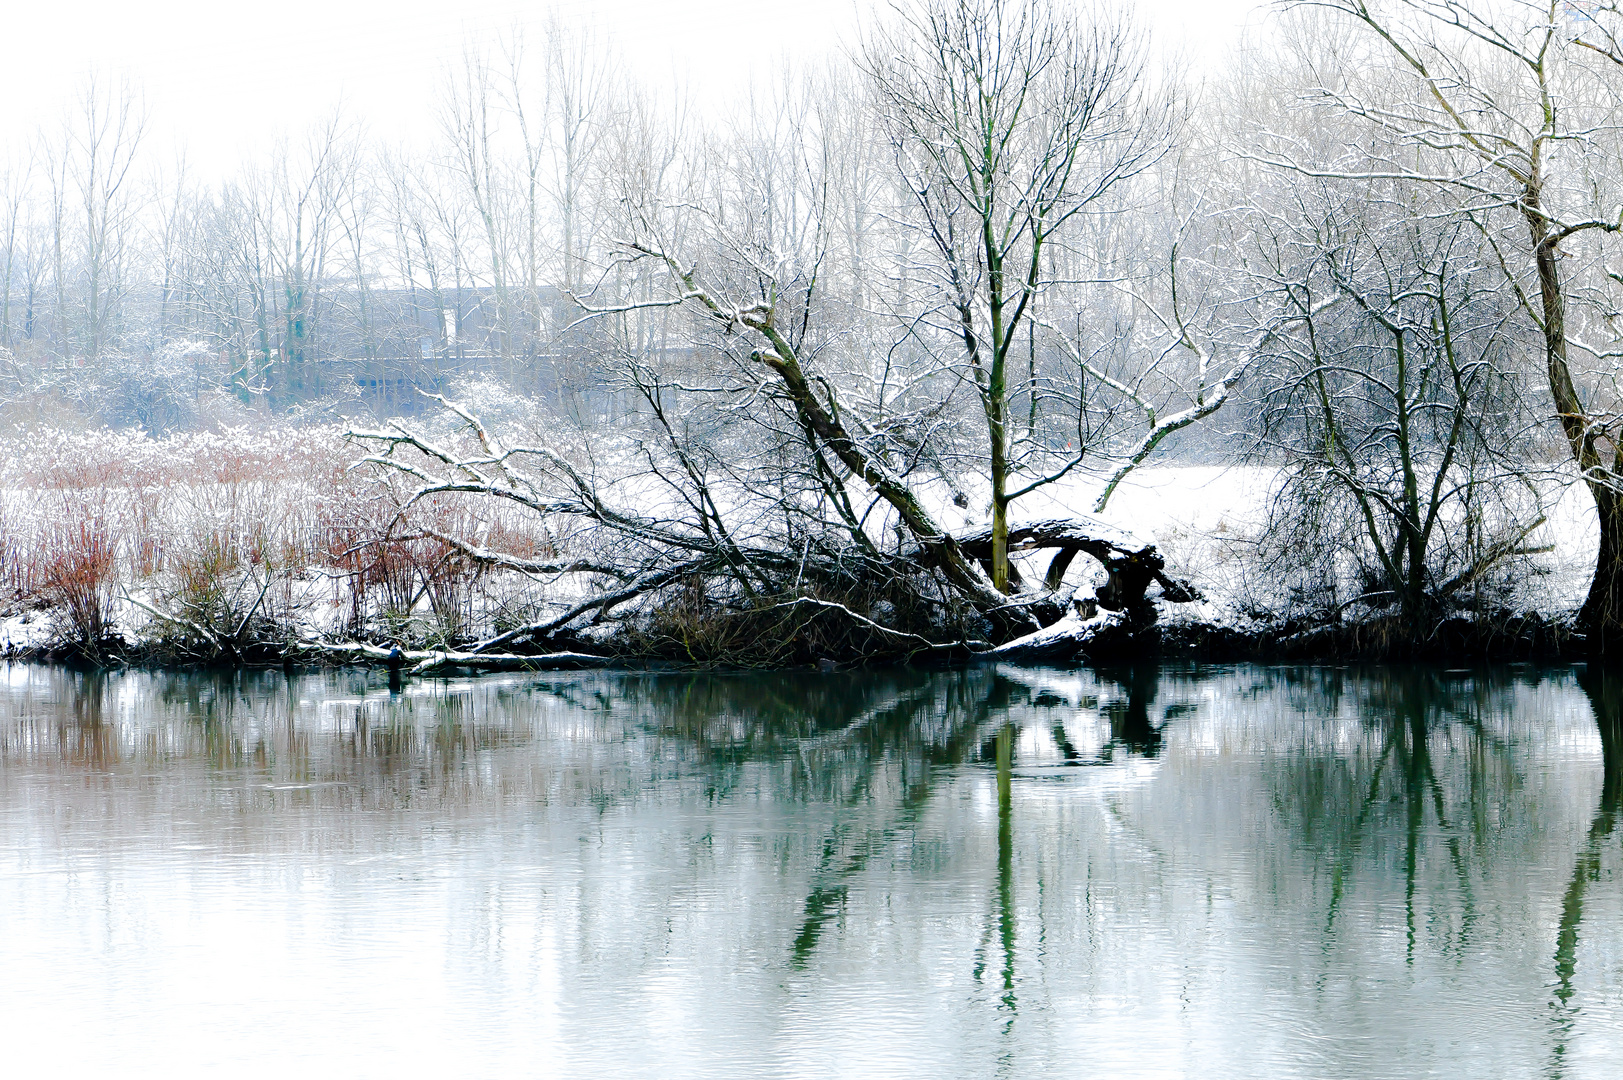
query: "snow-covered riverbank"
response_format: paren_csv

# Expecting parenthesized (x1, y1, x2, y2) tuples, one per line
(0, 424, 1600, 666)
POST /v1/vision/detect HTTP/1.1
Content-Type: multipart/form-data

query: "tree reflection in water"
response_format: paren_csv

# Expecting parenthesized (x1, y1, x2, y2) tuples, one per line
(0, 661, 1619, 1076)
(1551, 669, 1623, 1079)
(1314, 669, 1482, 964)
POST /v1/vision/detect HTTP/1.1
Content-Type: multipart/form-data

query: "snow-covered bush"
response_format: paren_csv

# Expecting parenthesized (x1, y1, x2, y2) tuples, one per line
(98, 340, 219, 431)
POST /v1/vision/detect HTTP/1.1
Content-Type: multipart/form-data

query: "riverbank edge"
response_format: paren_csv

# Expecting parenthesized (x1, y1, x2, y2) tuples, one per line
(0, 606, 1585, 672)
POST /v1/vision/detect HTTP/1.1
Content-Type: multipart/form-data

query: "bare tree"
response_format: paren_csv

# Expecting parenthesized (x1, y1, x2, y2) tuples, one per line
(381, 148, 455, 377)
(1278, 0, 1623, 650)
(861, 0, 1170, 591)
(257, 115, 356, 402)
(148, 155, 196, 345)
(545, 17, 614, 299)
(0, 156, 33, 350)
(442, 50, 520, 370)
(1253, 182, 1548, 629)
(41, 79, 147, 359)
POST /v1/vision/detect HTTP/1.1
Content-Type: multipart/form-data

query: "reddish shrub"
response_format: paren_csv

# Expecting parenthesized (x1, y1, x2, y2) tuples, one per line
(40, 513, 118, 650)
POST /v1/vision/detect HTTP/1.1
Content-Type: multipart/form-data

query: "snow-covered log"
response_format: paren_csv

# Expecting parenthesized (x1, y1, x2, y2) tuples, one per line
(406, 650, 610, 676)
(984, 609, 1131, 661)
(293, 640, 610, 675)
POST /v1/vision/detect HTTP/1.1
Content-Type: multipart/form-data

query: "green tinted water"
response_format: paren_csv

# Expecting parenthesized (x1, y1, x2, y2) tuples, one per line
(1, 663, 1619, 1077)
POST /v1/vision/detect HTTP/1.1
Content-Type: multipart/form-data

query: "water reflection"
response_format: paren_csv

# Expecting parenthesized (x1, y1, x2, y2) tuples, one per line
(0, 662, 1619, 1077)
(1551, 669, 1623, 1079)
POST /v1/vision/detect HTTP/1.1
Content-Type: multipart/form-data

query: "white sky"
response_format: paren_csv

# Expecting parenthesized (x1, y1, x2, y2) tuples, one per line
(0, 0, 1272, 179)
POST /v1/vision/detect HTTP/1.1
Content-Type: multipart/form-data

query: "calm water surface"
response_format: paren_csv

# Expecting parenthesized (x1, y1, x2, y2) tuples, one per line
(1, 662, 1620, 1077)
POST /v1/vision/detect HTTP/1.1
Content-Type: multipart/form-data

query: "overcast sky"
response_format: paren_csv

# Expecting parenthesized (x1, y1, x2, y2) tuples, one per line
(0, 0, 1271, 178)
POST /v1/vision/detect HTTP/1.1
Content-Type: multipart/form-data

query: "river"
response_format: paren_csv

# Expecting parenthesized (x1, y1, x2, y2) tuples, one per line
(1, 662, 1619, 1077)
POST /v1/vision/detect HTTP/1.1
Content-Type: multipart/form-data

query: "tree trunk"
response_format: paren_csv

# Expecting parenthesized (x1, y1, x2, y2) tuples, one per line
(751, 337, 1032, 635)
(1526, 187, 1623, 655)
(991, 493, 1010, 594)
(1581, 487, 1623, 656)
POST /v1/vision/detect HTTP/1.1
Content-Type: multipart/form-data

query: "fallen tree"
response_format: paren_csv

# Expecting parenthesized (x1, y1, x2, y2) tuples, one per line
(329, 395, 1203, 668)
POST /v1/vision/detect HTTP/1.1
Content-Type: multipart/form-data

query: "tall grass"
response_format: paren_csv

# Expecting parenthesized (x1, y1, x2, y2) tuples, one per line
(1, 426, 356, 656)
(0, 424, 554, 659)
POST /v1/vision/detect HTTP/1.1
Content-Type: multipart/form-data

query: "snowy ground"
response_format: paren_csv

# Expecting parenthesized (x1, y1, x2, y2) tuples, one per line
(975, 463, 1599, 627)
